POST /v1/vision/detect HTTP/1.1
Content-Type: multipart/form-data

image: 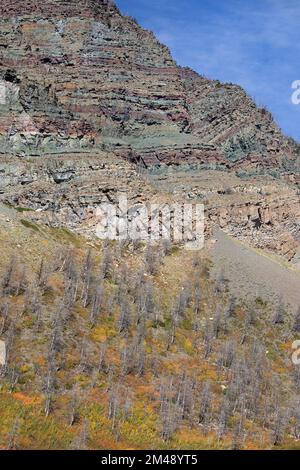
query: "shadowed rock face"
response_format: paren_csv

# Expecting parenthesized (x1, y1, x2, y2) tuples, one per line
(0, 0, 299, 257)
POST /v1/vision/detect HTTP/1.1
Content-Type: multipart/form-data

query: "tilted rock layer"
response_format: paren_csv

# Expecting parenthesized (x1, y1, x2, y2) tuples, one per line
(0, 0, 299, 256)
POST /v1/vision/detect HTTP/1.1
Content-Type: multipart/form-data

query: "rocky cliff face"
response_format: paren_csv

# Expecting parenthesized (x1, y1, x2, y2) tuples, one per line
(0, 0, 299, 170)
(0, 0, 299, 256)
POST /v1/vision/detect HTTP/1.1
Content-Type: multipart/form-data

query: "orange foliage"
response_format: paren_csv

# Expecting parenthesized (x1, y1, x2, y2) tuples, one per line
(13, 392, 43, 406)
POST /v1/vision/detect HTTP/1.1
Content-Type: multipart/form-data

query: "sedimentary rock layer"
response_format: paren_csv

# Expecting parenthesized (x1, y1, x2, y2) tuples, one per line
(0, 0, 299, 171)
(0, 0, 299, 257)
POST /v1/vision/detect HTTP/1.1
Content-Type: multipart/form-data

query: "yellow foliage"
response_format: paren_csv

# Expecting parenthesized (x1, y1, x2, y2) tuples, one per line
(183, 338, 194, 356)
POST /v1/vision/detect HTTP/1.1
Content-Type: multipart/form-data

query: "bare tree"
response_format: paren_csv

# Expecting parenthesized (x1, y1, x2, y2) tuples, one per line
(71, 419, 90, 450)
(0, 300, 10, 335)
(194, 281, 202, 317)
(8, 364, 20, 392)
(2, 319, 17, 376)
(198, 381, 212, 430)
(69, 388, 81, 426)
(144, 245, 160, 276)
(218, 340, 237, 369)
(231, 409, 246, 450)
(246, 307, 257, 326)
(272, 408, 288, 446)
(204, 319, 213, 359)
(7, 417, 20, 450)
(118, 298, 131, 334)
(212, 308, 222, 339)
(50, 308, 64, 355)
(167, 310, 178, 351)
(1, 256, 16, 295)
(144, 281, 156, 318)
(176, 373, 195, 421)
(101, 246, 113, 280)
(218, 397, 232, 440)
(290, 399, 300, 439)
(34, 304, 44, 332)
(272, 299, 285, 325)
(136, 341, 146, 377)
(123, 390, 133, 421)
(98, 341, 108, 374)
(292, 306, 300, 333)
(81, 249, 94, 308)
(79, 338, 93, 375)
(161, 400, 179, 442)
(121, 343, 134, 376)
(108, 386, 120, 432)
(160, 379, 179, 442)
(215, 269, 227, 294)
(293, 365, 300, 388)
(44, 354, 56, 417)
(14, 263, 27, 296)
(36, 258, 49, 292)
(62, 261, 79, 314)
(225, 297, 236, 319)
(90, 282, 104, 326)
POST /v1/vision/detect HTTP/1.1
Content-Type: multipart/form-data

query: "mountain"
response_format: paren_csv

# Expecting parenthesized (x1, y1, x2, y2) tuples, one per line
(0, 0, 299, 169)
(0, 0, 299, 260)
(0, 0, 300, 451)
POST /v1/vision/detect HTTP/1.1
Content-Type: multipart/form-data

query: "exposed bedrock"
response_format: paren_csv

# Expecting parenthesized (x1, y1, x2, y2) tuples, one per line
(0, 0, 299, 258)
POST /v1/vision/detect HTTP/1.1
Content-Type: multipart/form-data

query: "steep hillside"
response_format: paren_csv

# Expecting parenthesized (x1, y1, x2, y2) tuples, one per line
(0, 2, 299, 450)
(0, 0, 299, 261)
(0, 205, 300, 450)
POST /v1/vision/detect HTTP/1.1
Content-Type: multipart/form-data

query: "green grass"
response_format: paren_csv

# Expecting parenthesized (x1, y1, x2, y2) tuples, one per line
(20, 219, 40, 232)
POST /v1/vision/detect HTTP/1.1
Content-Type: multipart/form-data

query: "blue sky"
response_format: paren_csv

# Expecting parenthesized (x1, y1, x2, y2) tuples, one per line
(116, 0, 300, 141)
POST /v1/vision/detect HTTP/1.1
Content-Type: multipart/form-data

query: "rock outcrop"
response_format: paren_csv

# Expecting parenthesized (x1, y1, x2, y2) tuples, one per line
(0, 0, 299, 257)
(0, 0, 299, 170)
(148, 168, 300, 259)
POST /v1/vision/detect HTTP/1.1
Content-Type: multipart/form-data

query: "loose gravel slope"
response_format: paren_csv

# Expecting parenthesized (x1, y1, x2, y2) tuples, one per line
(211, 228, 300, 313)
